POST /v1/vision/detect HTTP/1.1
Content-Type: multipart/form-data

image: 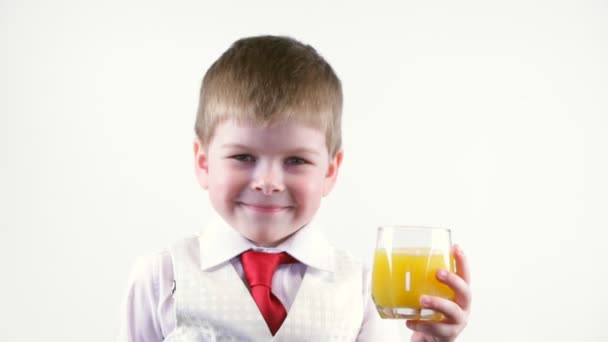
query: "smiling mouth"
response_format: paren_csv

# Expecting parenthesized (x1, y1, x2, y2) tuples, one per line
(238, 202, 292, 213)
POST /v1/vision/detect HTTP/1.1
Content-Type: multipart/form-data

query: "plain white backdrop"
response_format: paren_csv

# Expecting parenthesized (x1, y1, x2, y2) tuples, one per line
(1, 0, 607, 341)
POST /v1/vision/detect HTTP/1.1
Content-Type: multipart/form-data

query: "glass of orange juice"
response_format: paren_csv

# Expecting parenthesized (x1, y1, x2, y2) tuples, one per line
(372, 226, 454, 320)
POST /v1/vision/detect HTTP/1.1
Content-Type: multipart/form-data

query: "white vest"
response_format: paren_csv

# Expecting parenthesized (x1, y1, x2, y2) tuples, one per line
(164, 236, 365, 342)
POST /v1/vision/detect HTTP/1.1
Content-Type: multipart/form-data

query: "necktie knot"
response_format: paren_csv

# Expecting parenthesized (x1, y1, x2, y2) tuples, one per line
(241, 250, 295, 287)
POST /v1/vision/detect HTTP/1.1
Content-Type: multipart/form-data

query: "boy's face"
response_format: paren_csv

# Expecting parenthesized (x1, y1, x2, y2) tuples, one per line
(194, 120, 343, 247)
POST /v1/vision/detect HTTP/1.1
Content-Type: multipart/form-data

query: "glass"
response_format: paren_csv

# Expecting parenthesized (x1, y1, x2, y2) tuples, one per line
(372, 226, 455, 320)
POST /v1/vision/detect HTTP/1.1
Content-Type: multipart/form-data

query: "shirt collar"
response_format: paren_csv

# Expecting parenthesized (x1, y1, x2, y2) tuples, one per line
(198, 213, 334, 273)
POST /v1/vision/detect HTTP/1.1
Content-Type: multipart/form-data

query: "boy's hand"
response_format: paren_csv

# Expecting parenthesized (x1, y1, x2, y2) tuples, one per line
(405, 245, 471, 342)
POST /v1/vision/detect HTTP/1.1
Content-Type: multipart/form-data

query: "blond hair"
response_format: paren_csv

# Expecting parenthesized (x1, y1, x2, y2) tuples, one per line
(194, 35, 343, 157)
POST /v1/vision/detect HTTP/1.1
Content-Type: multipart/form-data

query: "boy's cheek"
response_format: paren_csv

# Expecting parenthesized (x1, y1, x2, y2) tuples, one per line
(194, 166, 210, 189)
(197, 177, 209, 190)
(294, 177, 325, 197)
(322, 176, 338, 196)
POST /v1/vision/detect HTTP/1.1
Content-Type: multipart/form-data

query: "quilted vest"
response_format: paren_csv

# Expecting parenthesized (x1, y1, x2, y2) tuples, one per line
(164, 236, 365, 342)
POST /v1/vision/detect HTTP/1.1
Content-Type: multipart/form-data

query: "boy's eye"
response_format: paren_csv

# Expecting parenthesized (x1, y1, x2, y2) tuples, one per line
(285, 157, 307, 166)
(231, 154, 256, 162)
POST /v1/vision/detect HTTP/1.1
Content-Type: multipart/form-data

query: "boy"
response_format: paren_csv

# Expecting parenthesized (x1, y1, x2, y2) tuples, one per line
(117, 35, 471, 341)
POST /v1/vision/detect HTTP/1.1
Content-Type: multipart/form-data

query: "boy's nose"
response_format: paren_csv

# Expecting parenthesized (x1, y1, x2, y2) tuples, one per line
(251, 165, 285, 195)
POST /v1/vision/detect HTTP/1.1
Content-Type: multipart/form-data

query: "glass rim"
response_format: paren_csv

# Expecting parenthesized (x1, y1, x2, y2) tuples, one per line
(377, 225, 451, 233)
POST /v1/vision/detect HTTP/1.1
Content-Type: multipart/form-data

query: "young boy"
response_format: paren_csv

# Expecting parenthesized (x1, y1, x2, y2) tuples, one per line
(117, 35, 471, 341)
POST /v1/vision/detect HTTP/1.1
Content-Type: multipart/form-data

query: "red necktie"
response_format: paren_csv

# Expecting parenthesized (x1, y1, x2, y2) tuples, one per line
(240, 250, 296, 335)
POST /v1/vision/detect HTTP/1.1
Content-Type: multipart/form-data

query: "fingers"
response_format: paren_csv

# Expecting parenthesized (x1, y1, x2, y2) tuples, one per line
(439, 244, 472, 311)
(452, 244, 471, 285)
(410, 332, 431, 342)
(419, 295, 465, 324)
(405, 245, 472, 341)
(436, 267, 472, 312)
(406, 319, 464, 339)
(406, 294, 468, 338)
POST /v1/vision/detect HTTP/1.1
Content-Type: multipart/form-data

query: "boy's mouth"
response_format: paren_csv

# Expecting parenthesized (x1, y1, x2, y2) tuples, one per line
(238, 202, 292, 213)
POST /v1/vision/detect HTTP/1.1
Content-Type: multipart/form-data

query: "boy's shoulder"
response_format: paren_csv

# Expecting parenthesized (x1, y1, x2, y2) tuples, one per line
(125, 235, 197, 286)
(166, 234, 202, 267)
(329, 245, 367, 275)
(169, 234, 200, 252)
(123, 249, 174, 299)
(329, 244, 361, 263)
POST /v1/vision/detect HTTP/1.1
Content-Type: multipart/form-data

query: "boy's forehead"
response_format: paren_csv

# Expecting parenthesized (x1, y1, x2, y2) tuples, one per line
(212, 120, 327, 151)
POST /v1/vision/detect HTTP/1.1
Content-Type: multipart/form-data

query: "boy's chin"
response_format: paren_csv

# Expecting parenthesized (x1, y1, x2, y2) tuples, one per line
(239, 226, 300, 247)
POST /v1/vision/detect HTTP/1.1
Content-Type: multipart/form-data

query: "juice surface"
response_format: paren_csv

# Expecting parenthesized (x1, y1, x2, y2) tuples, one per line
(372, 248, 455, 309)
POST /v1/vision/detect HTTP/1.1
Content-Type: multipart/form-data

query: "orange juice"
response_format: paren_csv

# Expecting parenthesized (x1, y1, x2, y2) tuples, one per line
(372, 248, 454, 309)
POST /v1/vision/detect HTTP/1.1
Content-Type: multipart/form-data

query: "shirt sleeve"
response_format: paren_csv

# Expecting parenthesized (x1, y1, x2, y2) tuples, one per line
(115, 251, 176, 342)
(356, 265, 410, 342)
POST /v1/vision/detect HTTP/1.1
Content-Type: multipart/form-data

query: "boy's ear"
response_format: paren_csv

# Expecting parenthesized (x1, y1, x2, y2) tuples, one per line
(323, 149, 344, 196)
(193, 138, 209, 190)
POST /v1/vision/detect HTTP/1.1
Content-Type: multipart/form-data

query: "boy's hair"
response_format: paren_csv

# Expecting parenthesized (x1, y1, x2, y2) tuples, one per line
(195, 35, 343, 157)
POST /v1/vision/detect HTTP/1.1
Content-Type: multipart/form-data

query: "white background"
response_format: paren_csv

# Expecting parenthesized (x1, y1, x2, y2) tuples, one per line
(1, 0, 607, 341)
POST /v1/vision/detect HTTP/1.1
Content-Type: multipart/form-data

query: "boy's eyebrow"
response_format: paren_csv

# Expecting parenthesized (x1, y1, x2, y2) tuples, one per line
(220, 143, 322, 155)
(220, 143, 250, 150)
(285, 148, 322, 156)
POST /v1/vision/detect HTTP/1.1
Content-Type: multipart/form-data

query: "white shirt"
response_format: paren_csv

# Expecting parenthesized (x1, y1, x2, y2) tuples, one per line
(115, 216, 404, 341)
